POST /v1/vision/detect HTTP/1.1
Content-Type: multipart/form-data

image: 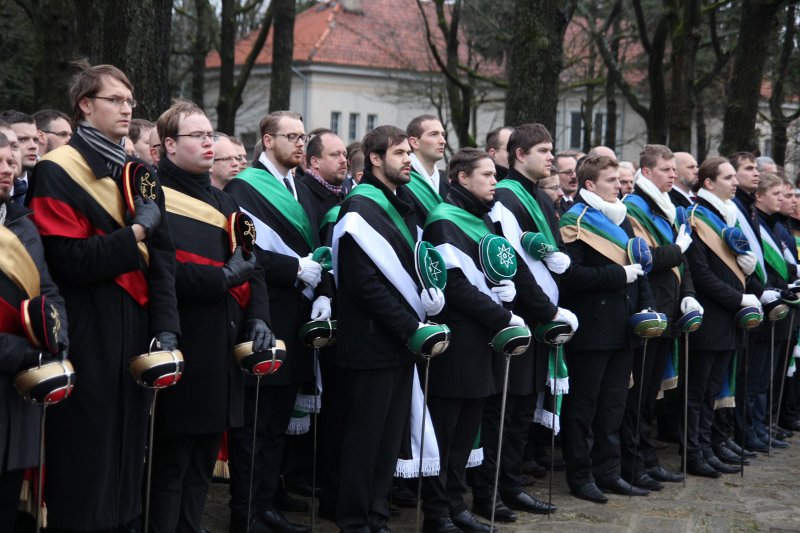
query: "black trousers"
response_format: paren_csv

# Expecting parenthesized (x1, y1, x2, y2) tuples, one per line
(336, 364, 413, 533)
(471, 391, 536, 500)
(736, 339, 770, 443)
(422, 396, 484, 519)
(0, 469, 24, 533)
(317, 350, 348, 513)
(228, 382, 299, 519)
(679, 350, 733, 456)
(620, 337, 670, 474)
(148, 432, 221, 533)
(562, 348, 632, 489)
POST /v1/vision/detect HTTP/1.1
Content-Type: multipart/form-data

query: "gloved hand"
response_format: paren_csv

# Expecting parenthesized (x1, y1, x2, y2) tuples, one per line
(16, 342, 42, 371)
(245, 318, 274, 352)
(310, 295, 332, 320)
(508, 313, 525, 327)
(154, 331, 178, 351)
(130, 196, 161, 238)
(222, 247, 256, 288)
(623, 263, 645, 283)
(794, 344, 800, 360)
(553, 307, 579, 332)
(491, 279, 516, 303)
(421, 287, 445, 316)
(789, 279, 800, 290)
(675, 224, 693, 253)
(740, 294, 761, 308)
(760, 289, 781, 305)
(736, 252, 757, 276)
(680, 296, 704, 315)
(543, 251, 571, 274)
(297, 254, 322, 288)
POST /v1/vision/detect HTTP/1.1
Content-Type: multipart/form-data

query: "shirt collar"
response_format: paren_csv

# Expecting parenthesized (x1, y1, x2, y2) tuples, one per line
(410, 153, 440, 192)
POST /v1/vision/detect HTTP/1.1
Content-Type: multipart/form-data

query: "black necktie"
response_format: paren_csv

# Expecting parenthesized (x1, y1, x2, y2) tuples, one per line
(283, 177, 295, 197)
(12, 178, 27, 204)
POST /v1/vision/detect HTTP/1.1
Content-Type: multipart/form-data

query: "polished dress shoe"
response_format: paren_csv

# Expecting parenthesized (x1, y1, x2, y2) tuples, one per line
(597, 476, 648, 496)
(422, 517, 463, 533)
(743, 438, 769, 453)
(713, 443, 750, 465)
(624, 471, 664, 491)
(703, 451, 741, 474)
(451, 509, 497, 533)
(258, 509, 311, 533)
(523, 459, 547, 477)
(569, 482, 608, 504)
(781, 418, 800, 431)
(502, 490, 557, 514)
(645, 465, 683, 483)
(229, 516, 271, 533)
(726, 439, 757, 457)
(686, 457, 721, 478)
(472, 497, 517, 523)
(765, 436, 789, 448)
(275, 486, 309, 512)
(772, 425, 794, 440)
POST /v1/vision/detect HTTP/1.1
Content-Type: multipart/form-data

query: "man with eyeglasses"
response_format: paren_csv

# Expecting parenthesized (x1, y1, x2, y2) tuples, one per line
(27, 62, 180, 532)
(555, 152, 578, 215)
(225, 110, 332, 533)
(211, 133, 242, 190)
(0, 110, 39, 206)
(33, 109, 72, 156)
(230, 136, 249, 170)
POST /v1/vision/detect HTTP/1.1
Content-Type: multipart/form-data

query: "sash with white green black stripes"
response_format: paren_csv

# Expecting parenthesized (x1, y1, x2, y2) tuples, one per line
(760, 222, 790, 281)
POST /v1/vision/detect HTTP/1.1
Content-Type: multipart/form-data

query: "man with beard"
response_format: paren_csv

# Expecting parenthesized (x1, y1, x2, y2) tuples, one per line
(670, 152, 699, 208)
(485, 127, 513, 181)
(403, 115, 449, 228)
(33, 109, 72, 156)
(0, 132, 69, 531)
(330, 125, 445, 533)
(224, 111, 331, 533)
(555, 152, 578, 214)
(147, 100, 271, 533)
(27, 62, 180, 532)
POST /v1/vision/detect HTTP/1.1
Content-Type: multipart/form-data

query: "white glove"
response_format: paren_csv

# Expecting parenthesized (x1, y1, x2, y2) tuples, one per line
(310, 295, 332, 320)
(675, 224, 693, 253)
(623, 263, 645, 283)
(553, 307, 579, 332)
(297, 254, 322, 288)
(794, 345, 800, 359)
(508, 313, 525, 327)
(680, 296, 704, 315)
(736, 252, 757, 276)
(491, 279, 516, 303)
(740, 294, 761, 308)
(542, 251, 571, 274)
(759, 289, 781, 305)
(789, 279, 800, 290)
(420, 287, 445, 316)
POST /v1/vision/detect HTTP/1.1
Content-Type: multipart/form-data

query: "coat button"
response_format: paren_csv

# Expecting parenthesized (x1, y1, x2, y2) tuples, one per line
(230, 321, 236, 328)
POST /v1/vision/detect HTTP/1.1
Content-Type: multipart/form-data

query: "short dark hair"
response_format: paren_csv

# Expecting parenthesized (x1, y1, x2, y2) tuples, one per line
(68, 60, 133, 126)
(696, 156, 729, 192)
(362, 125, 407, 171)
(485, 126, 513, 151)
(0, 110, 34, 126)
(447, 148, 492, 183)
(33, 109, 69, 131)
(728, 151, 756, 171)
(347, 142, 364, 176)
(507, 123, 553, 166)
(156, 99, 205, 157)
(305, 129, 335, 165)
(406, 114, 440, 139)
(639, 144, 674, 170)
(259, 111, 303, 138)
(577, 155, 619, 189)
(129, 118, 154, 143)
(0, 132, 8, 149)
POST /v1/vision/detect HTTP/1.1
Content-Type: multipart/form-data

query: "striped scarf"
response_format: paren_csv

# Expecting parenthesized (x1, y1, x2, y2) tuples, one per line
(75, 121, 127, 178)
(306, 167, 342, 195)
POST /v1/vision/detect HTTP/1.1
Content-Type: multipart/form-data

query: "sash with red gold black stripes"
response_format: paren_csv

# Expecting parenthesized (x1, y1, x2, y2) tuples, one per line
(0, 224, 40, 337)
(162, 186, 252, 309)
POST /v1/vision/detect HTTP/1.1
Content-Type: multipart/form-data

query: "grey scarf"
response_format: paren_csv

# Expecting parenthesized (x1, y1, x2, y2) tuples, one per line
(75, 121, 127, 178)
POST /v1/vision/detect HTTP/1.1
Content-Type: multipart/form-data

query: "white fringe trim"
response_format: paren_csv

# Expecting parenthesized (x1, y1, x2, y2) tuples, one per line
(714, 397, 736, 409)
(660, 376, 678, 392)
(213, 459, 230, 479)
(788, 362, 796, 378)
(394, 457, 440, 478)
(547, 377, 569, 395)
(534, 408, 561, 435)
(656, 390, 664, 400)
(294, 393, 320, 413)
(466, 447, 483, 468)
(286, 414, 310, 435)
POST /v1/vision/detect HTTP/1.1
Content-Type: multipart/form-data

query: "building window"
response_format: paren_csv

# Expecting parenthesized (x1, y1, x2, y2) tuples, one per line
(330, 112, 341, 135)
(349, 113, 360, 141)
(367, 114, 377, 132)
(569, 112, 582, 149)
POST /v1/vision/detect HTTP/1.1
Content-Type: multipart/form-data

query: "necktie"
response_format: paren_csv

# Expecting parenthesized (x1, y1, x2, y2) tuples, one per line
(12, 178, 28, 204)
(283, 177, 295, 197)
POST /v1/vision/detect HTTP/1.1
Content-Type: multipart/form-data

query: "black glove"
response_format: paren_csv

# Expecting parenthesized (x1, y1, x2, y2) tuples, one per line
(154, 331, 178, 351)
(223, 248, 256, 288)
(245, 319, 274, 353)
(17, 344, 43, 372)
(130, 196, 161, 238)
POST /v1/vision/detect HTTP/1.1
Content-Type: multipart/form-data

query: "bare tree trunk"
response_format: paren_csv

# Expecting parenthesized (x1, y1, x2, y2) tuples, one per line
(667, 0, 701, 151)
(269, 0, 296, 112)
(216, 0, 238, 133)
(191, 0, 213, 108)
(768, 5, 799, 166)
(505, 0, 575, 132)
(695, 98, 707, 161)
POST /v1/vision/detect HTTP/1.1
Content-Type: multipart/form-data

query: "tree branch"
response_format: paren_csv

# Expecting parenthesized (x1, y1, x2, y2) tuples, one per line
(231, 0, 276, 106)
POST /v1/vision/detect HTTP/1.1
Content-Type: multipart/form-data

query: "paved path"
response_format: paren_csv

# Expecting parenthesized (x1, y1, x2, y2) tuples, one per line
(202, 441, 800, 532)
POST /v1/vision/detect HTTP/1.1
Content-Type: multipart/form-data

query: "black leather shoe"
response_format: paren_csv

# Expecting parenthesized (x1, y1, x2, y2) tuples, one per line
(714, 443, 750, 465)
(597, 476, 649, 496)
(726, 439, 757, 457)
(258, 509, 311, 533)
(523, 460, 547, 477)
(744, 438, 769, 453)
(422, 517, 463, 533)
(229, 516, 272, 533)
(772, 425, 794, 440)
(275, 486, 309, 512)
(645, 465, 683, 483)
(686, 458, 721, 478)
(472, 497, 517, 523)
(766, 436, 789, 448)
(624, 471, 664, 491)
(451, 509, 497, 532)
(569, 482, 608, 504)
(502, 491, 557, 514)
(781, 418, 800, 431)
(703, 452, 741, 474)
